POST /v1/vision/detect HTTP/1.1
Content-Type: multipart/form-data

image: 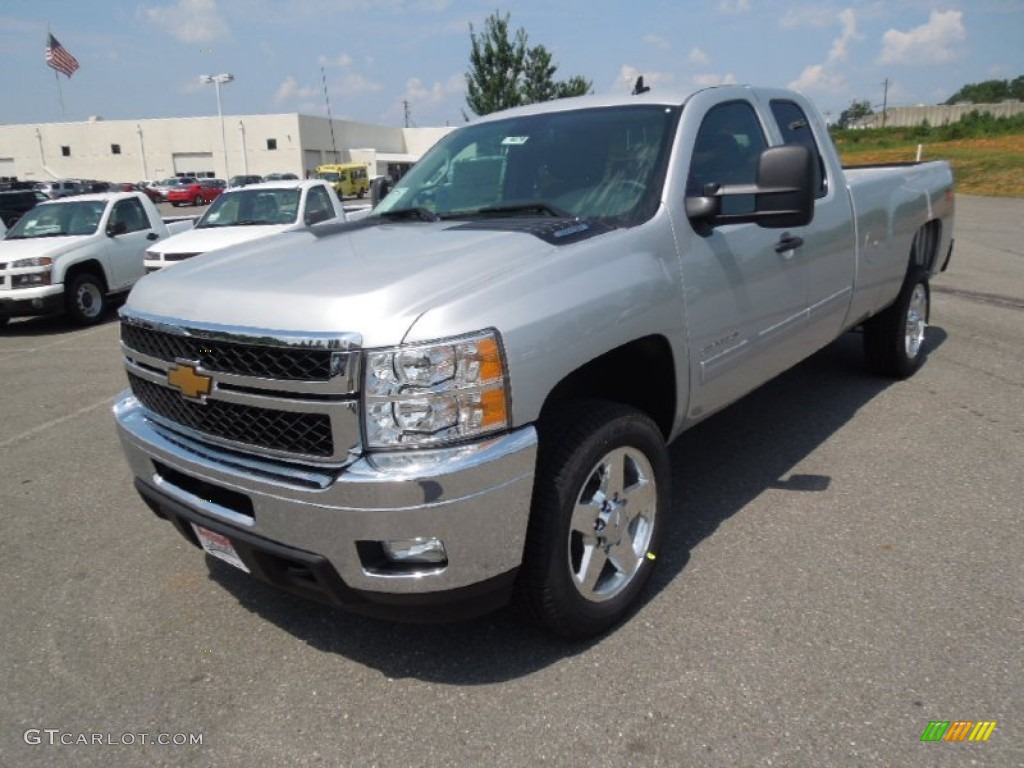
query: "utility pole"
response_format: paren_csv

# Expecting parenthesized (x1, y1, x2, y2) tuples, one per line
(881, 77, 890, 128)
(403, 100, 411, 128)
(322, 66, 338, 162)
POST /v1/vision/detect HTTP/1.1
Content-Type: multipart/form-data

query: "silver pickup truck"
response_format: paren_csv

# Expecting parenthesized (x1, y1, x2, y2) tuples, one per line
(113, 86, 954, 637)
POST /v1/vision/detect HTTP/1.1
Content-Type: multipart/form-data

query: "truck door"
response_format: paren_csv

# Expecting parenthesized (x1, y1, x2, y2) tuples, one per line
(766, 97, 856, 347)
(105, 198, 152, 288)
(679, 99, 811, 419)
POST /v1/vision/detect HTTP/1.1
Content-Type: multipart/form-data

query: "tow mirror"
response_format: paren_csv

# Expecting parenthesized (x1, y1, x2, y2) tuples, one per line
(685, 145, 815, 229)
(370, 177, 392, 208)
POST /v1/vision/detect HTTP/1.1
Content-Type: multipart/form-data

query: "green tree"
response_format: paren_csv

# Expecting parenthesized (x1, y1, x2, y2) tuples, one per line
(465, 11, 591, 117)
(944, 77, 1024, 104)
(837, 99, 873, 128)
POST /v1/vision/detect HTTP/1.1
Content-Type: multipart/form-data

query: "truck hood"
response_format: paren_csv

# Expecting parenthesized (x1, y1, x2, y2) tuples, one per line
(126, 221, 558, 346)
(0, 235, 92, 263)
(149, 224, 294, 256)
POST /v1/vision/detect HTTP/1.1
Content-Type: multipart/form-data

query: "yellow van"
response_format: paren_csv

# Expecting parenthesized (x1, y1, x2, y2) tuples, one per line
(315, 163, 370, 198)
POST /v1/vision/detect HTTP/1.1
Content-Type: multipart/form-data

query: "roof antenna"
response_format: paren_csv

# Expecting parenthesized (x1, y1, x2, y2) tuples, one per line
(632, 76, 650, 96)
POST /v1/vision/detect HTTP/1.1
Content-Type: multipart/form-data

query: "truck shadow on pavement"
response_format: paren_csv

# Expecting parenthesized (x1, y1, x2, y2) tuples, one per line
(205, 328, 947, 683)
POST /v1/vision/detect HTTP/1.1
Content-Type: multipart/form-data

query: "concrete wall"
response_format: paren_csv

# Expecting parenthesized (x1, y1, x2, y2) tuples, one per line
(851, 101, 1024, 129)
(0, 113, 453, 183)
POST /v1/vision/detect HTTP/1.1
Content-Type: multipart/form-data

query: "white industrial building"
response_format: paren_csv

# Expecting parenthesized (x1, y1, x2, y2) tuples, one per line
(0, 113, 454, 183)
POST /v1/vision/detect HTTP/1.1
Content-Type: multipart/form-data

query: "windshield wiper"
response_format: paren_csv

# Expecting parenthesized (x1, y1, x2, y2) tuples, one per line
(472, 202, 573, 218)
(375, 207, 440, 222)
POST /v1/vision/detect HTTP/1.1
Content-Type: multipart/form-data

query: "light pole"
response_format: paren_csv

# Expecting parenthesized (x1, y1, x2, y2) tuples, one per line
(200, 73, 234, 178)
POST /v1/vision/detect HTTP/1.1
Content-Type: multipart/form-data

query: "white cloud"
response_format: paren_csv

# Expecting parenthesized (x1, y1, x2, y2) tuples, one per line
(405, 73, 463, 105)
(318, 53, 354, 69)
(143, 0, 229, 43)
(788, 63, 845, 93)
(827, 8, 860, 62)
(644, 34, 670, 51)
(336, 72, 384, 95)
(617, 66, 676, 93)
(779, 6, 837, 29)
(274, 76, 318, 105)
(693, 73, 738, 88)
(880, 10, 966, 65)
(717, 0, 751, 13)
(787, 8, 859, 93)
(688, 47, 710, 66)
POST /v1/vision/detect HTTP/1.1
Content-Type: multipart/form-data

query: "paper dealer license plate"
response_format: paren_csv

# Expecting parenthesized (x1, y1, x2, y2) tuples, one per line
(192, 524, 250, 573)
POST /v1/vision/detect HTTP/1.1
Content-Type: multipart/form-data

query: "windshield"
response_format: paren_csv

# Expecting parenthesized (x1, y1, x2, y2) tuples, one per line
(316, 172, 340, 182)
(375, 105, 678, 224)
(6, 200, 106, 239)
(196, 188, 301, 228)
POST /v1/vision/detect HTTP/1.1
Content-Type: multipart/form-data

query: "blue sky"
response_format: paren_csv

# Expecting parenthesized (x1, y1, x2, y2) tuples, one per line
(2, 0, 1022, 127)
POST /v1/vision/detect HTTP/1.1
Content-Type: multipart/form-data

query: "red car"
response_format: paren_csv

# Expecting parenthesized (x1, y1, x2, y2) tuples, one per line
(120, 182, 163, 203)
(166, 178, 225, 207)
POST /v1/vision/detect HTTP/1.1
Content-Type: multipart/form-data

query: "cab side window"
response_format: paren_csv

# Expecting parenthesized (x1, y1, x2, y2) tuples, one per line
(304, 185, 335, 225)
(688, 101, 768, 215)
(110, 198, 149, 232)
(770, 100, 826, 197)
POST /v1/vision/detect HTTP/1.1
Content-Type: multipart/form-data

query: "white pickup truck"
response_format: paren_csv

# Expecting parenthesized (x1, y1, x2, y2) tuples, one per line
(0, 192, 191, 327)
(114, 86, 954, 637)
(143, 180, 345, 271)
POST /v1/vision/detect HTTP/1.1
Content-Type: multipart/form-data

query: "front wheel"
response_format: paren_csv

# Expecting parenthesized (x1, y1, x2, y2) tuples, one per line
(863, 267, 930, 379)
(65, 272, 107, 326)
(516, 401, 670, 638)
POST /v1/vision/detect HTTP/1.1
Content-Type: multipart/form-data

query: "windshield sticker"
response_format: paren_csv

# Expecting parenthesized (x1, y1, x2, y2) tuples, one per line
(501, 136, 530, 146)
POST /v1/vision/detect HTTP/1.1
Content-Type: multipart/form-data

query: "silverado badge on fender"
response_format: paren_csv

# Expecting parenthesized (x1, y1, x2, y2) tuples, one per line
(167, 363, 212, 400)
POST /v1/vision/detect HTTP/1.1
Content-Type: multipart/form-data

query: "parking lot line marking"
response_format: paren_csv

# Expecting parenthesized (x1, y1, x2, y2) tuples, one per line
(0, 395, 116, 450)
(0, 324, 114, 361)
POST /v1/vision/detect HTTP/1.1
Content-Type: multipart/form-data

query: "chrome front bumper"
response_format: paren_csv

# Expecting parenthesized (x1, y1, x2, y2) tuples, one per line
(114, 391, 537, 605)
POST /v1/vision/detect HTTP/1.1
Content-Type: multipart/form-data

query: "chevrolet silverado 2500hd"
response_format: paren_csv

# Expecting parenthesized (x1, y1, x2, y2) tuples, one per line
(0, 192, 192, 326)
(113, 86, 954, 637)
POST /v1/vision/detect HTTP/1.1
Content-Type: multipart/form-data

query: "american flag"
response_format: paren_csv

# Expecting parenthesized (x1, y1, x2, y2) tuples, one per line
(45, 33, 79, 78)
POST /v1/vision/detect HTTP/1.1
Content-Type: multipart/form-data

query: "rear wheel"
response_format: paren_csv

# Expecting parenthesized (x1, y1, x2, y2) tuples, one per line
(516, 401, 670, 638)
(864, 267, 930, 378)
(65, 272, 107, 326)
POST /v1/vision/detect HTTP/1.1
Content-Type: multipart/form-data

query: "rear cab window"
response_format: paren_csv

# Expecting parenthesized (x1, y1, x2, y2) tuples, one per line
(769, 100, 827, 198)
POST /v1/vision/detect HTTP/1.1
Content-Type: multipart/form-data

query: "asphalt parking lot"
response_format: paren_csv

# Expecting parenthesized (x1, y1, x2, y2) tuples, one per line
(1, 196, 1020, 767)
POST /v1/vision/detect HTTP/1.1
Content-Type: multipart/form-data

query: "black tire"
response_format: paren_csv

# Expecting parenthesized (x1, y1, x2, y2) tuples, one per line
(516, 400, 670, 638)
(171, 202, 180, 207)
(0, 317, 9, 329)
(65, 272, 107, 326)
(357, 189, 365, 199)
(863, 267, 930, 379)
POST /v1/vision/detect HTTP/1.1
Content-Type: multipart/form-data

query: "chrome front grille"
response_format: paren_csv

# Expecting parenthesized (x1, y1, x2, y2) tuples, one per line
(121, 322, 334, 381)
(119, 311, 362, 464)
(128, 373, 334, 457)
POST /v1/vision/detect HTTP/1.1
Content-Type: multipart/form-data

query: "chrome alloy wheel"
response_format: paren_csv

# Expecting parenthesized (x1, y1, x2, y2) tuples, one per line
(904, 282, 928, 360)
(74, 280, 103, 319)
(567, 446, 657, 602)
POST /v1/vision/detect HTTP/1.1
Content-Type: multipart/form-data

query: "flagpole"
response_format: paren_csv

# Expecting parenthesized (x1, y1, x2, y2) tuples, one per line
(54, 69, 66, 120)
(47, 25, 66, 120)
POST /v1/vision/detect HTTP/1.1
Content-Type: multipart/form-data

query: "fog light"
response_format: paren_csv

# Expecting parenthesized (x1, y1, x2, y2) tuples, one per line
(381, 537, 447, 564)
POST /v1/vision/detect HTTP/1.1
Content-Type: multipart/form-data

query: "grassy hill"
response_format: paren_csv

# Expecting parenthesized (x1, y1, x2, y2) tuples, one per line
(836, 134, 1024, 197)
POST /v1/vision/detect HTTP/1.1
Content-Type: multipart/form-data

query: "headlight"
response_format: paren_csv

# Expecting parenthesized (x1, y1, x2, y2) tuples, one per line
(12, 272, 51, 288)
(364, 330, 510, 449)
(12, 256, 52, 268)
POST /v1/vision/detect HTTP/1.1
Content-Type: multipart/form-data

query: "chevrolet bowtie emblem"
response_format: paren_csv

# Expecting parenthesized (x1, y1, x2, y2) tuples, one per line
(167, 363, 213, 400)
